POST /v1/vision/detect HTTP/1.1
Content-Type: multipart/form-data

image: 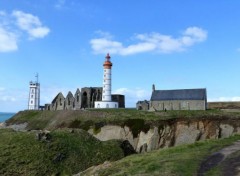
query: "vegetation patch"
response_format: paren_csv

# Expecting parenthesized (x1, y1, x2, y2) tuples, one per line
(79, 120, 94, 131)
(0, 128, 124, 176)
(69, 119, 82, 128)
(124, 119, 150, 138)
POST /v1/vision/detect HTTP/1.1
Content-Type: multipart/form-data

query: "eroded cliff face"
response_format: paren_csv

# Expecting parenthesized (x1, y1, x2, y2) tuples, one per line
(88, 119, 240, 153)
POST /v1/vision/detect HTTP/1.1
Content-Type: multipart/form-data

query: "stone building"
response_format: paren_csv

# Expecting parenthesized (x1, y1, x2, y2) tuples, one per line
(81, 87, 102, 108)
(74, 88, 81, 110)
(136, 100, 149, 110)
(150, 85, 207, 111)
(51, 92, 65, 110)
(112, 94, 125, 108)
(65, 91, 75, 110)
(45, 87, 125, 110)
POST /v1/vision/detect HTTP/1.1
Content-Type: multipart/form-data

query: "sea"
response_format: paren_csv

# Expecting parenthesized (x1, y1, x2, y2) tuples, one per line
(0, 112, 16, 122)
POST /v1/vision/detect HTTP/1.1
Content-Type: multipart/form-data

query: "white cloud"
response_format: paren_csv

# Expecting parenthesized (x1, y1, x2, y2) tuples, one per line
(55, 0, 66, 9)
(113, 88, 151, 107)
(208, 97, 240, 102)
(0, 10, 50, 53)
(12, 10, 50, 39)
(90, 27, 207, 55)
(0, 27, 18, 52)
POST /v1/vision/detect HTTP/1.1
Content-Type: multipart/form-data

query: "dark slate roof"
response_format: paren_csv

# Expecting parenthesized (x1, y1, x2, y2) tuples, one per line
(150, 88, 207, 101)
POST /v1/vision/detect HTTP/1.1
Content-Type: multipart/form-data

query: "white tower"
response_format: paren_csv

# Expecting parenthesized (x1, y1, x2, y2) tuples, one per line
(95, 53, 118, 108)
(28, 74, 40, 110)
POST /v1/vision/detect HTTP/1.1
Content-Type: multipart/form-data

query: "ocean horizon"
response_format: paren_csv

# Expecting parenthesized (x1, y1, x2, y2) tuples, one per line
(0, 112, 16, 122)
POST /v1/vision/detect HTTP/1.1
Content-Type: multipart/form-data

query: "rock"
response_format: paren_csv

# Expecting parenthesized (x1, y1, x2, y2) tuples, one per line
(0, 122, 6, 128)
(120, 140, 136, 156)
(88, 120, 238, 154)
(174, 121, 201, 146)
(136, 127, 159, 152)
(36, 130, 51, 142)
(220, 124, 234, 138)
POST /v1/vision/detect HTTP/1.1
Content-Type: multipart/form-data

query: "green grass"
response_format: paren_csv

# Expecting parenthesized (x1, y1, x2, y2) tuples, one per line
(81, 135, 240, 176)
(6, 109, 240, 131)
(0, 128, 124, 176)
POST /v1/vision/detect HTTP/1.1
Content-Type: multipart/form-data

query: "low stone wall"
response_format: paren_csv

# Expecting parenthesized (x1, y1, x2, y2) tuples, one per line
(88, 119, 240, 153)
(208, 102, 240, 109)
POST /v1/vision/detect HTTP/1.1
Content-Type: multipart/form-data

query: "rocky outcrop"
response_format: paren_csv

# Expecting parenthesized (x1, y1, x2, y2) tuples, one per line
(88, 119, 240, 153)
(0, 122, 28, 131)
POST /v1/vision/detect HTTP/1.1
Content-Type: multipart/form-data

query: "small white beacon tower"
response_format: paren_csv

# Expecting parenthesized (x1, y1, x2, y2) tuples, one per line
(28, 74, 40, 110)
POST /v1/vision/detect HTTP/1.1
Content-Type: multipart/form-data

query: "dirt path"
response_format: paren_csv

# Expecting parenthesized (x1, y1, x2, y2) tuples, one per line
(198, 140, 240, 176)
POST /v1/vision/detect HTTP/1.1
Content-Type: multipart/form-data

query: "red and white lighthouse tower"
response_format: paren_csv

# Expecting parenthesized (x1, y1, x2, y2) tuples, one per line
(95, 53, 118, 108)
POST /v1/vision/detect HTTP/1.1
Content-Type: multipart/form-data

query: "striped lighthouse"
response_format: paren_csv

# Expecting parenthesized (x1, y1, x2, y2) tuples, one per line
(102, 53, 112, 101)
(95, 53, 118, 108)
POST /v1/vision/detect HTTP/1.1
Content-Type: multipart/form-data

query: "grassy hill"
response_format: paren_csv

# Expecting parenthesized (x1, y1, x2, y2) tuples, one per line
(80, 135, 240, 176)
(0, 128, 124, 176)
(6, 109, 240, 131)
(4, 109, 240, 175)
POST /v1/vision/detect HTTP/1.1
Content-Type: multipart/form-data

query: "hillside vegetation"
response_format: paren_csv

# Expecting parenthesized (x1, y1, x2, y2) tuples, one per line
(6, 109, 240, 131)
(0, 128, 124, 176)
(80, 135, 240, 176)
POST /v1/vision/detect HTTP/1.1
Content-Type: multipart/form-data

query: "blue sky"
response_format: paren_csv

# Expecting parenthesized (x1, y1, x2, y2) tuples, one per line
(1, 0, 240, 112)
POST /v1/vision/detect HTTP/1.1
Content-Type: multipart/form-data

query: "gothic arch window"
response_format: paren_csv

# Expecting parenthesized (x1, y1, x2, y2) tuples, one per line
(60, 98, 62, 105)
(77, 94, 79, 102)
(68, 99, 70, 105)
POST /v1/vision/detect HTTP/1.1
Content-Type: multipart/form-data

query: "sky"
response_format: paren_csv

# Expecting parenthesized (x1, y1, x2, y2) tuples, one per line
(1, 0, 240, 112)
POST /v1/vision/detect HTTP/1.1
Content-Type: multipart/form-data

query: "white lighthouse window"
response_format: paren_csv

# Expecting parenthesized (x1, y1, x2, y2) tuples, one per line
(31, 95, 33, 98)
(32, 89, 34, 93)
(31, 101, 33, 104)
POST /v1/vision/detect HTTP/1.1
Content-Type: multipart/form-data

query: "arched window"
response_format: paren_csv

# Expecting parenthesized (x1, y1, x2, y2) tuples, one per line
(77, 94, 79, 102)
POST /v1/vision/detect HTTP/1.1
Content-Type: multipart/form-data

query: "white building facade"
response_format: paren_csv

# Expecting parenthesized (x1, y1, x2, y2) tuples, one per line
(28, 75, 40, 110)
(95, 53, 118, 108)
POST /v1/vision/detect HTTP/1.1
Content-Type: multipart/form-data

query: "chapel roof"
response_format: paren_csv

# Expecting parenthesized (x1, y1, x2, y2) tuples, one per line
(150, 88, 207, 101)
